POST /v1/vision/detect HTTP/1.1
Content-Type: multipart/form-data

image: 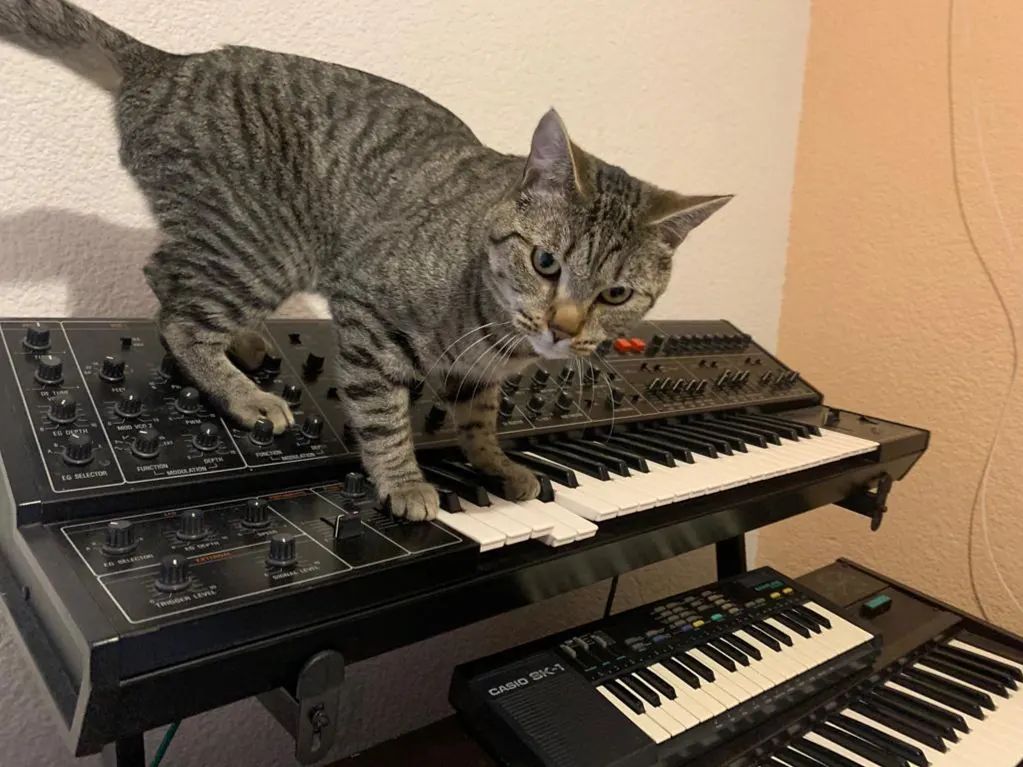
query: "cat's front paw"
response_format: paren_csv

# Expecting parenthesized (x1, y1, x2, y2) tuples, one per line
(499, 462, 541, 501)
(386, 481, 440, 521)
(226, 388, 295, 434)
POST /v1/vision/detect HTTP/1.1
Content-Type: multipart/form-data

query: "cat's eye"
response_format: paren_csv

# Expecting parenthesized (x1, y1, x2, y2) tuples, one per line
(599, 286, 633, 305)
(531, 248, 561, 278)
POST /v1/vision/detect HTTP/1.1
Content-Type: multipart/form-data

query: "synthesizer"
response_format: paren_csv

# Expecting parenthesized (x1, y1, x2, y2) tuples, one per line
(450, 567, 881, 767)
(0, 317, 929, 760)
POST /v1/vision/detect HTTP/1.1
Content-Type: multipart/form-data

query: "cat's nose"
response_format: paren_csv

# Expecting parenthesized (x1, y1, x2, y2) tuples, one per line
(549, 301, 584, 341)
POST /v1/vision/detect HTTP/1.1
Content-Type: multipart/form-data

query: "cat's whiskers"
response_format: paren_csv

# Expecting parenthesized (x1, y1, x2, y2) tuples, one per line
(440, 325, 511, 392)
(603, 368, 617, 441)
(428, 321, 510, 384)
(452, 331, 514, 405)
(476, 334, 524, 404)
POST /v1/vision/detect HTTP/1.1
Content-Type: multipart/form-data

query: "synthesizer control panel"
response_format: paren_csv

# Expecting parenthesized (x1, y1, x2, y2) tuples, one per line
(0, 318, 818, 500)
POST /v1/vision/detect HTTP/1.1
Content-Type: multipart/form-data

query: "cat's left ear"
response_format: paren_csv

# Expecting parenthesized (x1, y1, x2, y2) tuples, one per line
(645, 192, 733, 248)
(521, 108, 593, 199)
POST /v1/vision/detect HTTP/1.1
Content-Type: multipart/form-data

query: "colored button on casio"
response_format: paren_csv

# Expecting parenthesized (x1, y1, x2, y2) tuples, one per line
(782, 587, 794, 595)
(710, 613, 724, 622)
(770, 592, 782, 600)
(691, 620, 705, 628)
(861, 593, 892, 618)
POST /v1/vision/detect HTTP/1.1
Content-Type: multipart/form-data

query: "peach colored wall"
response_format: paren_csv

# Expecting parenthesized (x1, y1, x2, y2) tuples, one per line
(758, 0, 1023, 634)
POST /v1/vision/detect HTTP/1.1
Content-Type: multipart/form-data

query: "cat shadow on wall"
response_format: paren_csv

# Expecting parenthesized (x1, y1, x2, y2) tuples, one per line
(0, 207, 327, 318)
(0, 207, 160, 317)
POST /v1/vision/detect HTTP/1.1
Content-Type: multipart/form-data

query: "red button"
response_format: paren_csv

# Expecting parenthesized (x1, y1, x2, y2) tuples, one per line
(630, 338, 647, 352)
(613, 338, 634, 353)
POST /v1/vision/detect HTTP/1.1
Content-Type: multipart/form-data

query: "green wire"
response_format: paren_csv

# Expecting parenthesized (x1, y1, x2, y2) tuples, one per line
(149, 722, 180, 767)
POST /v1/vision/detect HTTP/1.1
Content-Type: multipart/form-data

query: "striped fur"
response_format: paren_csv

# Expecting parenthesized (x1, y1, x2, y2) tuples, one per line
(2, 1, 732, 519)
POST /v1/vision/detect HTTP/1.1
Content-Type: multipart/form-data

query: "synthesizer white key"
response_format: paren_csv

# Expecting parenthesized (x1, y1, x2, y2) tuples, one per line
(596, 686, 670, 744)
(457, 500, 532, 545)
(436, 510, 505, 551)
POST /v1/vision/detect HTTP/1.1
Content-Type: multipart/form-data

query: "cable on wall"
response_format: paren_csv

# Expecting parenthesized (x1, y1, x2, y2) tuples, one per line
(947, 0, 1023, 622)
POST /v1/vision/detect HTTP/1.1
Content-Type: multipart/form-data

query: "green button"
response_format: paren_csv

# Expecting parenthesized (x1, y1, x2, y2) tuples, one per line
(865, 595, 890, 608)
(771, 580, 784, 589)
(710, 613, 724, 621)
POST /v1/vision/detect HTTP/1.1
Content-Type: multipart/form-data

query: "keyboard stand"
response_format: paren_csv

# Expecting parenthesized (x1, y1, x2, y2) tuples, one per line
(715, 535, 748, 579)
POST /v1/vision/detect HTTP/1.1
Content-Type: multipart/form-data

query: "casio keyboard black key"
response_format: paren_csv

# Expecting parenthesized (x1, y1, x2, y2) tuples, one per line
(901, 666, 995, 710)
(756, 620, 794, 647)
(662, 657, 701, 689)
(893, 672, 986, 718)
(931, 646, 1021, 689)
(636, 668, 677, 700)
(676, 651, 716, 683)
(796, 603, 832, 629)
(710, 638, 750, 666)
(814, 722, 909, 767)
(620, 675, 661, 708)
(940, 641, 1023, 682)
(559, 440, 631, 475)
(695, 644, 737, 673)
(649, 428, 719, 459)
(783, 608, 822, 635)
(745, 624, 782, 652)
(724, 632, 763, 661)
(775, 613, 812, 639)
(606, 679, 645, 715)
(867, 690, 961, 741)
(879, 683, 972, 735)
(528, 444, 611, 480)
(917, 655, 1012, 696)
(829, 712, 929, 766)
(573, 438, 649, 472)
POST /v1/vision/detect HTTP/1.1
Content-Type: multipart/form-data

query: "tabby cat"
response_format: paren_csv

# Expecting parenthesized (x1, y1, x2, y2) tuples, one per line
(1, 0, 731, 520)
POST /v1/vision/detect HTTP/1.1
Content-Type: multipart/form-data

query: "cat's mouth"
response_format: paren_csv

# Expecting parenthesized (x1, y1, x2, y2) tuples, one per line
(528, 329, 590, 360)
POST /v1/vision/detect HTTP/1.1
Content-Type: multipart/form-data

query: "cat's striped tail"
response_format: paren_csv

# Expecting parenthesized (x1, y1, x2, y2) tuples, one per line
(0, 0, 169, 91)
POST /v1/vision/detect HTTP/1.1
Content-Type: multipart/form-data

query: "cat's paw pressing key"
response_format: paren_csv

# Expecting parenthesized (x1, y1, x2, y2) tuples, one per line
(501, 464, 541, 501)
(387, 481, 440, 521)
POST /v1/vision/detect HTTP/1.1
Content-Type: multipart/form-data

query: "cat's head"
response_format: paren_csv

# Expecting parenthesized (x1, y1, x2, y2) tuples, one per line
(486, 109, 731, 359)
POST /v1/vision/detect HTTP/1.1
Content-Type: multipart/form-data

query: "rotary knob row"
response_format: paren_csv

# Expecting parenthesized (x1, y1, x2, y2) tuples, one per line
(154, 533, 300, 593)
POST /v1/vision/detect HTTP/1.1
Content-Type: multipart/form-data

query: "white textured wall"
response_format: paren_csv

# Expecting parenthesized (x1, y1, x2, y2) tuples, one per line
(0, 1, 809, 764)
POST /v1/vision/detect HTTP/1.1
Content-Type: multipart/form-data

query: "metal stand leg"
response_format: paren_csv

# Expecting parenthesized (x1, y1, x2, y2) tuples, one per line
(102, 733, 146, 767)
(716, 535, 748, 579)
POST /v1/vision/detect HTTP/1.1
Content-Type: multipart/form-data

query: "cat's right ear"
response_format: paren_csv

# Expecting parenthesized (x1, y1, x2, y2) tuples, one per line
(521, 109, 592, 199)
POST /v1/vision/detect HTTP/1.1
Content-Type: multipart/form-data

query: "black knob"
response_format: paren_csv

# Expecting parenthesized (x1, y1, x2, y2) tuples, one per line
(116, 390, 143, 418)
(608, 387, 625, 407)
(175, 386, 201, 414)
(35, 354, 63, 385)
(531, 368, 550, 388)
(243, 498, 271, 529)
(177, 509, 207, 541)
(343, 472, 366, 497)
(558, 367, 576, 385)
(266, 534, 298, 568)
(261, 354, 282, 374)
(249, 417, 275, 446)
(502, 373, 522, 394)
(554, 392, 573, 414)
(300, 414, 324, 440)
(155, 555, 191, 593)
(281, 383, 302, 405)
(62, 432, 93, 465)
(103, 520, 137, 555)
(99, 355, 125, 383)
(582, 363, 599, 385)
(192, 422, 220, 451)
(527, 393, 545, 415)
(597, 340, 613, 355)
(409, 378, 425, 401)
(650, 334, 666, 353)
(158, 353, 178, 380)
(23, 324, 51, 352)
(48, 396, 77, 424)
(498, 396, 516, 421)
(425, 404, 447, 431)
(303, 352, 325, 376)
(131, 428, 161, 459)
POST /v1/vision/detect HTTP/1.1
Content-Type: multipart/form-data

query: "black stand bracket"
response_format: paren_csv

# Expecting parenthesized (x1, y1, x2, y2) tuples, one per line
(836, 472, 893, 531)
(258, 650, 346, 765)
